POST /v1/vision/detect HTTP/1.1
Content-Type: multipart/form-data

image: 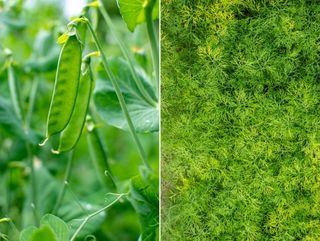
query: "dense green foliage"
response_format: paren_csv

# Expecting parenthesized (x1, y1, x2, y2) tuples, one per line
(162, 0, 320, 240)
(0, 0, 159, 240)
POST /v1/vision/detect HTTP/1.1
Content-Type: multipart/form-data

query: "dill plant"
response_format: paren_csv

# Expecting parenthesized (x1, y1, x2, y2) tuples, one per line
(162, 0, 320, 240)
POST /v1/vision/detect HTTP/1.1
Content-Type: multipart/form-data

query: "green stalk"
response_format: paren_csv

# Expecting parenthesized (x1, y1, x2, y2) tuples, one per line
(0, 218, 19, 241)
(26, 78, 39, 224)
(66, 184, 88, 214)
(86, 20, 151, 172)
(69, 193, 126, 241)
(5, 172, 10, 216)
(87, 113, 117, 190)
(26, 77, 39, 131)
(145, 0, 159, 91)
(8, 219, 20, 239)
(26, 144, 39, 226)
(7, 64, 22, 121)
(97, 0, 157, 106)
(24, 74, 40, 225)
(52, 151, 74, 215)
(6, 58, 40, 224)
(8, 52, 40, 225)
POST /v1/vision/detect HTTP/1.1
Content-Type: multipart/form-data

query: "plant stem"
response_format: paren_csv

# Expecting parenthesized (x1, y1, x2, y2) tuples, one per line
(7, 64, 22, 122)
(7, 60, 40, 225)
(4, 172, 10, 217)
(66, 184, 88, 214)
(21, 74, 41, 225)
(145, 0, 159, 92)
(69, 193, 126, 241)
(26, 77, 40, 225)
(26, 143, 39, 226)
(26, 77, 39, 131)
(9, 219, 20, 238)
(86, 20, 152, 172)
(87, 111, 117, 190)
(97, 0, 157, 106)
(52, 151, 74, 215)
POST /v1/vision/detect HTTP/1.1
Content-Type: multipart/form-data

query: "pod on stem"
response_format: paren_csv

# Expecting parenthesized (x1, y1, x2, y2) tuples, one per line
(86, 118, 116, 190)
(40, 27, 83, 146)
(52, 58, 94, 154)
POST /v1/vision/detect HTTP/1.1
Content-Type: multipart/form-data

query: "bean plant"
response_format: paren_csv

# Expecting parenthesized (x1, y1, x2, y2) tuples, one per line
(0, 0, 159, 240)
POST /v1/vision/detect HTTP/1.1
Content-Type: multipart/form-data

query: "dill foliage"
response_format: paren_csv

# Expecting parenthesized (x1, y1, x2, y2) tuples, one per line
(162, 0, 320, 240)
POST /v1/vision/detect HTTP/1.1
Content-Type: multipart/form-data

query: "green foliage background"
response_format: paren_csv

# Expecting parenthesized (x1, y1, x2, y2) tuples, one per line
(162, 0, 320, 240)
(0, 0, 158, 240)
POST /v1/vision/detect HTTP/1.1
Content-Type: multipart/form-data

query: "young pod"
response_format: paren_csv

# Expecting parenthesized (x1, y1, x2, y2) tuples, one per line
(53, 60, 93, 153)
(40, 35, 82, 145)
(86, 124, 116, 191)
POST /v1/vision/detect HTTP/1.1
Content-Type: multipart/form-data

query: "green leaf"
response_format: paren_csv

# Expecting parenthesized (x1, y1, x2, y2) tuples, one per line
(21, 164, 105, 239)
(0, 97, 24, 136)
(129, 175, 159, 241)
(30, 225, 58, 241)
(117, 0, 159, 32)
(40, 214, 69, 241)
(0, 97, 37, 143)
(20, 215, 69, 241)
(19, 226, 37, 241)
(94, 57, 159, 133)
(58, 200, 106, 239)
(22, 166, 59, 228)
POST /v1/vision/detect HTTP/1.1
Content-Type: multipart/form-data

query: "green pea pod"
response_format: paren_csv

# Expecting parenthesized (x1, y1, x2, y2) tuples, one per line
(40, 35, 82, 145)
(86, 126, 116, 191)
(52, 62, 93, 153)
(76, 21, 87, 45)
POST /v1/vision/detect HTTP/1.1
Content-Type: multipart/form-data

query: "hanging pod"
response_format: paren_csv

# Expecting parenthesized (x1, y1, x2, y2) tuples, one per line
(52, 60, 93, 154)
(86, 123, 116, 190)
(40, 35, 82, 145)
